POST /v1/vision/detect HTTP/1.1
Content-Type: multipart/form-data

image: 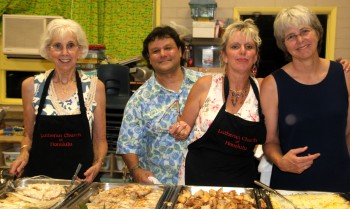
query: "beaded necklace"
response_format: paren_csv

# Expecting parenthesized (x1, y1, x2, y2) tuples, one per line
(229, 83, 249, 106)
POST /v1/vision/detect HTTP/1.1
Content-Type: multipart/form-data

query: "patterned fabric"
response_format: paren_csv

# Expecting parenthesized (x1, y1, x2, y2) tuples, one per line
(178, 74, 260, 184)
(117, 68, 203, 185)
(33, 69, 97, 135)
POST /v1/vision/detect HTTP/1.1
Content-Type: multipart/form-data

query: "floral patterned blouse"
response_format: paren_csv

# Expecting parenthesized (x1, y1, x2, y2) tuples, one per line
(33, 69, 97, 135)
(178, 73, 260, 185)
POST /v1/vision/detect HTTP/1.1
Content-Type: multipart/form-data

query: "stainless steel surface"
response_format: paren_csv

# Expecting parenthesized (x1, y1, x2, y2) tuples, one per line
(254, 180, 301, 209)
(0, 177, 84, 209)
(15, 176, 76, 187)
(63, 182, 167, 209)
(52, 182, 91, 209)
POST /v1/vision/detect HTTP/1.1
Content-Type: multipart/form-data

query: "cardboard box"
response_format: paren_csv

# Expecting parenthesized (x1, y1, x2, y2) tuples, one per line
(193, 27, 215, 38)
(192, 21, 215, 38)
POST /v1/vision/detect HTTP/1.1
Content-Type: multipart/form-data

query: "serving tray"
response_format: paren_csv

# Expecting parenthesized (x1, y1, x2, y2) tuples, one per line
(167, 185, 266, 209)
(0, 176, 87, 209)
(63, 182, 171, 209)
(261, 189, 350, 209)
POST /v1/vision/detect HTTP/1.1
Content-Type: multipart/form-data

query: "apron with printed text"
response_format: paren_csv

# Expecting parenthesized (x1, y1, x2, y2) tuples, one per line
(23, 70, 93, 179)
(185, 76, 266, 187)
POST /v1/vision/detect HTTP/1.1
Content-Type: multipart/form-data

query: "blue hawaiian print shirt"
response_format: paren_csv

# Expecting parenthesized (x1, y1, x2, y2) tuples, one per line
(117, 67, 203, 185)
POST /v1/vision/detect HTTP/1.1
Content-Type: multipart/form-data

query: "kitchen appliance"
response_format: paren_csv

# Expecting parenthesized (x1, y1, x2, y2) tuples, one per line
(130, 67, 153, 82)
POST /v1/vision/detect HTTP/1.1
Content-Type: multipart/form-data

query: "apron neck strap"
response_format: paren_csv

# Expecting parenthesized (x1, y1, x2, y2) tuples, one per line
(37, 70, 54, 116)
(75, 70, 87, 114)
(37, 70, 86, 116)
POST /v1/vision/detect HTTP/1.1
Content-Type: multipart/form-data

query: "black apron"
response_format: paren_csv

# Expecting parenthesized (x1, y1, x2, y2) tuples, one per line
(185, 76, 266, 187)
(23, 70, 94, 179)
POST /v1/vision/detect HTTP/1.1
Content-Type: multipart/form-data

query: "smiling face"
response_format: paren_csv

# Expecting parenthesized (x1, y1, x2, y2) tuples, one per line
(221, 31, 258, 74)
(147, 37, 182, 74)
(283, 25, 319, 60)
(46, 32, 81, 72)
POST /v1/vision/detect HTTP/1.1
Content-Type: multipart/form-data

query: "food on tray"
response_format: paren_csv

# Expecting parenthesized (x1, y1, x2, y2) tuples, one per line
(175, 187, 267, 209)
(270, 193, 350, 209)
(0, 183, 66, 209)
(86, 184, 163, 209)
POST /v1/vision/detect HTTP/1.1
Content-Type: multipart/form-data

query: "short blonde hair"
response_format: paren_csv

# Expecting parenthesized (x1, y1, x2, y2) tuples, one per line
(39, 19, 89, 60)
(274, 5, 323, 60)
(221, 19, 261, 67)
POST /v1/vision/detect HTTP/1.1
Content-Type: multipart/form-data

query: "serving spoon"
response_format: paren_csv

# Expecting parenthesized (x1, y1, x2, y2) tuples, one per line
(254, 180, 305, 209)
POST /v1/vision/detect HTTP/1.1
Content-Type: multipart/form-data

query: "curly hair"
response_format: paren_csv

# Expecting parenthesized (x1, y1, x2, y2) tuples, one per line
(142, 26, 185, 69)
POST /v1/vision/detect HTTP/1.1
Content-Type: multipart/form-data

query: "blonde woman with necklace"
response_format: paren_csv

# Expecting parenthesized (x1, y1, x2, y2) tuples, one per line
(10, 19, 107, 182)
(169, 19, 266, 187)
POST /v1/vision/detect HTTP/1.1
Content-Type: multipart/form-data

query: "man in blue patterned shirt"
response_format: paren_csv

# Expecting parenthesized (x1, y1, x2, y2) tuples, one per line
(117, 26, 203, 185)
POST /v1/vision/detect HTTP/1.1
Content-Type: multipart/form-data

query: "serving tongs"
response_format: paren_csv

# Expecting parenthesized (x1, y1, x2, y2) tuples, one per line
(52, 181, 90, 209)
(254, 180, 302, 209)
(69, 163, 82, 191)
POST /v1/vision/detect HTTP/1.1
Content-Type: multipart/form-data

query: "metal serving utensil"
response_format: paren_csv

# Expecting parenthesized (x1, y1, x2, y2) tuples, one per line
(254, 180, 302, 209)
(69, 163, 82, 190)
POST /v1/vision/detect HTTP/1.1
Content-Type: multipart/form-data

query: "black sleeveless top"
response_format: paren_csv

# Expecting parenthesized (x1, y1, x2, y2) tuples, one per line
(270, 61, 350, 192)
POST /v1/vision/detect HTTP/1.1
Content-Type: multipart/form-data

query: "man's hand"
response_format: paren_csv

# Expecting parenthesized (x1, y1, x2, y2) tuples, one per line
(336, 57, 350, 72)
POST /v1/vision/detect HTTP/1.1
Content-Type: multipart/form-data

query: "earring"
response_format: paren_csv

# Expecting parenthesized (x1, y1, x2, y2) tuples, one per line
(251, 64, 257, 77)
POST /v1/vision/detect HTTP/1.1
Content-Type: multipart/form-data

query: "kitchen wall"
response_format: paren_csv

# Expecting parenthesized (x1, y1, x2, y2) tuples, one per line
(159, 0, 350, 60)
(0, 0, 154, 63)
(0, 0, 154, 106)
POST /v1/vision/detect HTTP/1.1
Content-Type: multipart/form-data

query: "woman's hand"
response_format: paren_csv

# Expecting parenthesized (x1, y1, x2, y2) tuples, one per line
(276, 146, 320, 174)
(9, 151, 29, 177)
(169, 121, 191, 140)
(82, 161, 102, 182)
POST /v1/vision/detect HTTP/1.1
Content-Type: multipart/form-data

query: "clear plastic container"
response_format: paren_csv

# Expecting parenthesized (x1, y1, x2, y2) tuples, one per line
(3, 147, 20, 166)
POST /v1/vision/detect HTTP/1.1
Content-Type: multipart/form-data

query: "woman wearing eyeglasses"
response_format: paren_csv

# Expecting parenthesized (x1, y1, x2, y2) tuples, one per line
(169, 19, 266, 187)
(261, 5, 350, 192)
(10, 19, 107, 182)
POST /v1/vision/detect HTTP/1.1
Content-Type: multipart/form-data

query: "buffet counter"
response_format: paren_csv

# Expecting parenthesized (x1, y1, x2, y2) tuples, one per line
(0, 177, 349, 209)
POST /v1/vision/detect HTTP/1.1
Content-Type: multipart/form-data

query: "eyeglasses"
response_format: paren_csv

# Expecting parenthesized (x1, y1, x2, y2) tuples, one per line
(284, 28, 313, 42)
(48, 42, 80, 52)
(146, 100, 181, 133)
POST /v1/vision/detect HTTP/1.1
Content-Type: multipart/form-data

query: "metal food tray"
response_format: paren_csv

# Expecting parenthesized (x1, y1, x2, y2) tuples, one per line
(63, 182, 172, 209)
(0, 176, 90, 209)
(14, 176, 78, 187)
(261, 189, 350, 209)
(166, 185, 264, 209)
